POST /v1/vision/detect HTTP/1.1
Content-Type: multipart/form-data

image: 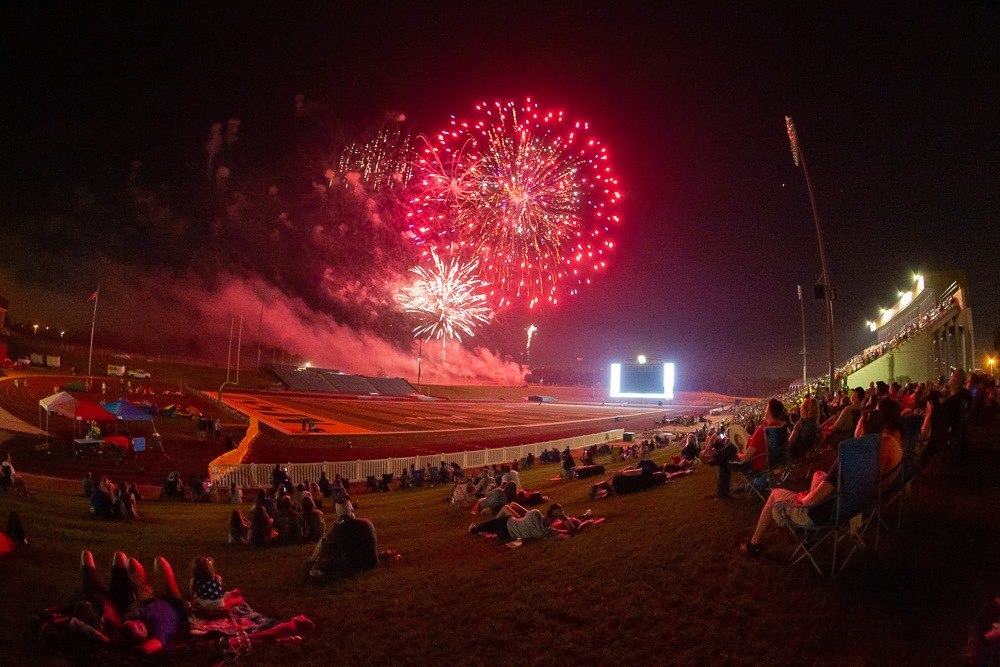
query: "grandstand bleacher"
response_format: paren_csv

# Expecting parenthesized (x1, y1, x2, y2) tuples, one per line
(266, 365, 418, 396)
(841, 272, 975, 388)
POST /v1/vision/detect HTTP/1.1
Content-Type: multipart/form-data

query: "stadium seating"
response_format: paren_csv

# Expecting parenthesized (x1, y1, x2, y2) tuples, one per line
(266, 365, 417, 397)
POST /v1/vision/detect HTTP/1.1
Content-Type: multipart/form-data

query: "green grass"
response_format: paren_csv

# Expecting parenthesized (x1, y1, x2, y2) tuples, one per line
(2, 434, 999, 665)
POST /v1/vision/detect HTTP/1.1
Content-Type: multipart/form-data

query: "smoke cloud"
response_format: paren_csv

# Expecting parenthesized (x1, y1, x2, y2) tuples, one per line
(0, 110, 526, 385)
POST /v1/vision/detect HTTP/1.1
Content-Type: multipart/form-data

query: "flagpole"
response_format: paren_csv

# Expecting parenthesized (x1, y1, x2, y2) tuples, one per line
(87, 285, 100, 388)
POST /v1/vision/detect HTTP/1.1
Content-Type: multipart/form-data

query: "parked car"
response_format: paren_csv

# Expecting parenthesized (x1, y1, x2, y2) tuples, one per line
(127, 369, 151, 379)
(114, 351, 131, 359)
(16, 356, 31, 366)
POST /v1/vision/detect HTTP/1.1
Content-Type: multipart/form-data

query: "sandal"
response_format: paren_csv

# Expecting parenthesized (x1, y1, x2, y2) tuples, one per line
(740, 541, 763, 558)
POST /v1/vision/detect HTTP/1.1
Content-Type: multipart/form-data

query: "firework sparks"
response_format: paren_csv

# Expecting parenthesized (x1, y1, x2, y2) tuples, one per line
(525, 323, 537, 363)
(398, 249, 493, 342)
(409, 99, 621, 308)
(337, 121, 414, 191)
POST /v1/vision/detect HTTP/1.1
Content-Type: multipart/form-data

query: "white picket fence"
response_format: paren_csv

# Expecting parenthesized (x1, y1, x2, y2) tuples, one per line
(209, 429, 624, 488)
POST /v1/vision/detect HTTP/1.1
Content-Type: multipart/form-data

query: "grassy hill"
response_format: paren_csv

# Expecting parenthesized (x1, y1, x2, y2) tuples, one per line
(2, 420, 999, 665)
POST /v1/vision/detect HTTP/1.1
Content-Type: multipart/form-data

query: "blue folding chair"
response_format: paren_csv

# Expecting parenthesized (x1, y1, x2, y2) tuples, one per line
(774, 433, 881, 576)
(875, 414, 924, 541)
(735, 426, 789, 501)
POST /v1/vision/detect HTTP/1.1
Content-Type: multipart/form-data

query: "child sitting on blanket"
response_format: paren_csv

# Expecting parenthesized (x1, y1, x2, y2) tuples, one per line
(190, 556, 225, 611)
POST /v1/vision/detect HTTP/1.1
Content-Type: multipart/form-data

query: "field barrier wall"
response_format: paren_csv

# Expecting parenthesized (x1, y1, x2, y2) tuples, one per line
(208, 428, 624, 488)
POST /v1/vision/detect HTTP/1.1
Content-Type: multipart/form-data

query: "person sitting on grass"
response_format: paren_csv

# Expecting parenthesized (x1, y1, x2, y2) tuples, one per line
(228, 482, 243, 505)
(501, 464, 521, 490)
(318, 471, 332, 498)
(474, 468, 494, 497)
(308, 481, 323, 509)
(476, 481, 517, 514)
(114, 482, 138, 520)
(681, 433, 701, 461)
(309, 500, 378, 577)
(274, 495, 302, 545)
(253, 488, 277, 520)
(710, 398, 786, 500)
(1, 453, 28, 496)
(299, 495, 326, 542)
(561, 449, 577, 479)
(127, 483, 142, 503)
(229, 509, 251, 545)
(329, 475, 349, 504)
(740, 409, 886, 557)
(469, 503, 571, 543)
(90, 477, 114, 518)
(162, 472, 181, 500)
(249, 505, 276, 546)
(189, 556, 225, 611)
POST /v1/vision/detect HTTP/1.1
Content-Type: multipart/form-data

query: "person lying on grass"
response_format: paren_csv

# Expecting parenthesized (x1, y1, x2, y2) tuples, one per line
(469, 502, 571, 542)
(588, 458, 693, 499)
(56, 551, 313, 655)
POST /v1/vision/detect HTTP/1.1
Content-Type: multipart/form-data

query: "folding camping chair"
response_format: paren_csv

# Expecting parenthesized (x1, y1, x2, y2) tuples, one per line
(733, 426, 789, 501)
(773, 432, 881, 576)
(786, 420, 821, 482)
(874, 413, 924, 545)
(450, 479, 475, 511)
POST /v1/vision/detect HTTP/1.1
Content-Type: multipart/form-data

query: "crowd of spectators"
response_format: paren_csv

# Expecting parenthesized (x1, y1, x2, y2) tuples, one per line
(721, 367, 996, 560)
(39, 549, 314, 655)
(838, 297, 960, 377)
(86, 473, 142, 520)
(16, 358, 999, 662)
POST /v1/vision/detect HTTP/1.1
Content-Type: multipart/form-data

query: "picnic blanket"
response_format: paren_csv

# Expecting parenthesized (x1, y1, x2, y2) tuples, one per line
(187, 589, 278, 636)
(37, 588, 281, 664)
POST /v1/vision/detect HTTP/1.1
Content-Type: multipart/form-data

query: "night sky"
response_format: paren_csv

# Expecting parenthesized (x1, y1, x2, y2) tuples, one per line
(2, 3, 997, 387)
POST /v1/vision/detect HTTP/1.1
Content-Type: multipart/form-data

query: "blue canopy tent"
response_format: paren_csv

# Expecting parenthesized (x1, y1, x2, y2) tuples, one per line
(103, 399, 159, 450)
(104, 400, 154, 421)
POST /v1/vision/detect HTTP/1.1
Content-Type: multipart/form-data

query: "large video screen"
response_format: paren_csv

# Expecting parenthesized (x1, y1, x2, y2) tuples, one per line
(609, 362, 675, 399)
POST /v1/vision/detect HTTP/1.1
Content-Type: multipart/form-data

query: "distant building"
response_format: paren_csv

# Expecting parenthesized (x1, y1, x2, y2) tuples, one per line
(844, 272, 974, 387)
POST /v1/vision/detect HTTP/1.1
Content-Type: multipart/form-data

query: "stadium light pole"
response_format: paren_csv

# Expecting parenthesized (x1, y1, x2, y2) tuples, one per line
(786, 116, 836, 392)
(798, 285, 807, 389)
